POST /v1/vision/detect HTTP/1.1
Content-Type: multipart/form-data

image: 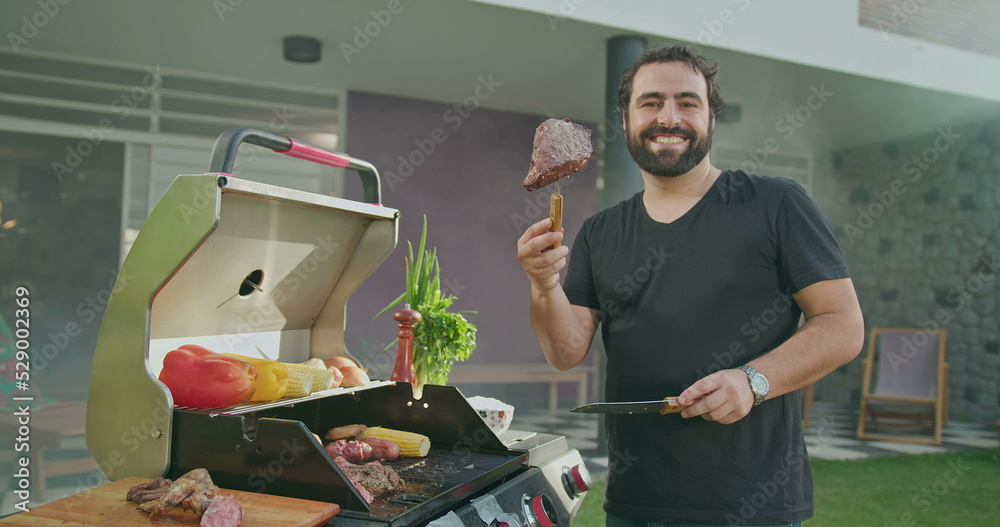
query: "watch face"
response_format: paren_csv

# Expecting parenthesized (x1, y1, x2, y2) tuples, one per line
(739, 366, 768, 405)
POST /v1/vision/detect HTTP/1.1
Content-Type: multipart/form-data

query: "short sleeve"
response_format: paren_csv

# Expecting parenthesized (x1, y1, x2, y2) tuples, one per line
(563, 219, 600, 310)
(776, 181, 851, 293)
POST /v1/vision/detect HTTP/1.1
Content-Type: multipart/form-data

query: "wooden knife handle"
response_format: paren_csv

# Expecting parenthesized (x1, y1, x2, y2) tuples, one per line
(659, 397, 691, 415)
(550, 191, 563, 249)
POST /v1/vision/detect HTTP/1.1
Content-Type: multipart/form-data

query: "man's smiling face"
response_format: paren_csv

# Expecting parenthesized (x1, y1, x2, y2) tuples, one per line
(625, 61, 715, 178)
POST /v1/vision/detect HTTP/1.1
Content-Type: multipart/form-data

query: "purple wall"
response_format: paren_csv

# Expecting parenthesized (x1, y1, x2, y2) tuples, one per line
(343, 91, 599, 392)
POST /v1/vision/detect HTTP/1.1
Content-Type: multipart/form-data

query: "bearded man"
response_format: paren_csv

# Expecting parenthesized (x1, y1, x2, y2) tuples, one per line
(516, 44, 864, 526)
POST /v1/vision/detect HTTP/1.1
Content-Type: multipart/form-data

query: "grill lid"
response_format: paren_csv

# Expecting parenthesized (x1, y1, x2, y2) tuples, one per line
(86, 129, 400, 481)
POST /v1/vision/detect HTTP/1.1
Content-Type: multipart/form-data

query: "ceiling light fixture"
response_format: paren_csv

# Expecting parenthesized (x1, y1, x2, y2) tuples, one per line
(283, 36, 322, 64)
(716, 103, 742, 124)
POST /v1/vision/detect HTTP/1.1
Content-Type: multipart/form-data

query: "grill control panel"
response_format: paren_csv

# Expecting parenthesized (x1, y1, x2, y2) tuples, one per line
(450, 458, 588, 525)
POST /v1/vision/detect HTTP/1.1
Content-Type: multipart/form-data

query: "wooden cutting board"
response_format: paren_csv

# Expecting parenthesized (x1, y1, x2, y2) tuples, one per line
(0, 477, 340, 526)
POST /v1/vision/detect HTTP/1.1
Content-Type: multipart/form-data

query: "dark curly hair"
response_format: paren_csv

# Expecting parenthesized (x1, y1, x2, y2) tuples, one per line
(617, 44, 725, 122)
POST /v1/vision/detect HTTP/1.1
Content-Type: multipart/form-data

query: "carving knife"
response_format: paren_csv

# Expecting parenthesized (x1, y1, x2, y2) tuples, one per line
(570, 397, 690, 415)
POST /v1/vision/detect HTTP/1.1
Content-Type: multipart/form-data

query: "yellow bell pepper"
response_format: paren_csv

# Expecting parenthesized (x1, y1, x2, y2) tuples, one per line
(223, 354, 288, 401)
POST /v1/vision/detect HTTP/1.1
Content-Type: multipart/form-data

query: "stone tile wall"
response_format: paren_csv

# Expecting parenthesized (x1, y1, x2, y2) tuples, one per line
(812, 119, 1000, 423)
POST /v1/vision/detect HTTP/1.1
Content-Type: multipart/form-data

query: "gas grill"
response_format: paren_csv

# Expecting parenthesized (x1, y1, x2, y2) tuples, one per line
(86, 129, 590, 526)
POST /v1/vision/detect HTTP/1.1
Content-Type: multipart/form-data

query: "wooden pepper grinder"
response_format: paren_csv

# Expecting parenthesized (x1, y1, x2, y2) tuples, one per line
(391, 305, 421, 385)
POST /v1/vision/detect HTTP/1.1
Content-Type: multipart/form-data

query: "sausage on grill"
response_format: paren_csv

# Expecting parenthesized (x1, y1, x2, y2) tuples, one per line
(362, 437, 401, 460)
(324, 439, 374, 463)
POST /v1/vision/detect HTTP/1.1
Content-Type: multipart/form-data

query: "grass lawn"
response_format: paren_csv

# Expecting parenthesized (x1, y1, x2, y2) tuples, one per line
(572, 449, 1000, 526)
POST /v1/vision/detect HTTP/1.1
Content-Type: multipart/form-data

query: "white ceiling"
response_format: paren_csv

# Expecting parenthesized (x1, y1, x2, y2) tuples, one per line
(6, 0, 1000, 156)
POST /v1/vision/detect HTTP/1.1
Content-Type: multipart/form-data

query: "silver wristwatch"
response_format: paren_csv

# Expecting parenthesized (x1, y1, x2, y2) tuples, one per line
(738, 365, 769, 406)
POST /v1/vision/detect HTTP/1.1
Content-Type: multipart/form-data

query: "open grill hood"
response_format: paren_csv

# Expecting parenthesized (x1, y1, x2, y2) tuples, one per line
(86, 129, 399, 482)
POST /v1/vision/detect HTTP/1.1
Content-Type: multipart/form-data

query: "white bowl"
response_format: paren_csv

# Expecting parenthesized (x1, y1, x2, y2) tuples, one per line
(466, 396, 514, 435)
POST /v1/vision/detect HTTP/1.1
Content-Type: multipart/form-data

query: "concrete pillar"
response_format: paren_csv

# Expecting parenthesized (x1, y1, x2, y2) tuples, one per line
(595, 36, 645, 458)
(600, 36, 646, 209)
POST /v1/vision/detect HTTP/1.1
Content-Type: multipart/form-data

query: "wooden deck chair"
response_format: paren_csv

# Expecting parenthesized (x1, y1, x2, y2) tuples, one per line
(856, 327, 948, 445)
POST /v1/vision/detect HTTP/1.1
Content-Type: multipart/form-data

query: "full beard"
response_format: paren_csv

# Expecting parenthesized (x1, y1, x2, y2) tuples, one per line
(626, 122, 713, 178)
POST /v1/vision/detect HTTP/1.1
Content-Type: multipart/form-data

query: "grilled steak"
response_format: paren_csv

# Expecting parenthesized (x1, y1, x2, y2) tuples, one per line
(334, 456, 405, 504)
(138, 468, 215, 518)
(522, 118, 593, 191)
(181, 485, 219, 515)
(128, 470, 239, 525)
(126, 477, 172, 503)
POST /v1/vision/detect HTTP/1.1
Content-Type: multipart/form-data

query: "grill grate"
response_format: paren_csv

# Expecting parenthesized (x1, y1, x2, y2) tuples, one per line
(386, 449, 518, 485)
(172, 381, 394, 415)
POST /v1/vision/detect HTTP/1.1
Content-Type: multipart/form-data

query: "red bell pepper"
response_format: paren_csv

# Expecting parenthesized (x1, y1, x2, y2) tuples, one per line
(158, 344, 257, 408)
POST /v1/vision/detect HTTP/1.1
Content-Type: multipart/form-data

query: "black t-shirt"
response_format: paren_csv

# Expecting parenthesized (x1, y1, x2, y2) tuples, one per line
(563, 170, 850, 524)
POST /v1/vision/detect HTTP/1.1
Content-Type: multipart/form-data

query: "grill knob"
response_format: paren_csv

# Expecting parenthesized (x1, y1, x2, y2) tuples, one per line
(561, 464, 592, 498)
(522, 494, 558, 527)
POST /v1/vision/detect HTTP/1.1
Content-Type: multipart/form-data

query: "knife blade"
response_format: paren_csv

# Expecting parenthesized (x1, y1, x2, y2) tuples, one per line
(570, 398, 690, 415)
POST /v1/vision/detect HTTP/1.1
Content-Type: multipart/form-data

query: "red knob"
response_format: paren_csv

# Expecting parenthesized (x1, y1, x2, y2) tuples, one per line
(529, 494, 556, 527)
(562, 464, 592, 499)
(570, 464, 591, 493)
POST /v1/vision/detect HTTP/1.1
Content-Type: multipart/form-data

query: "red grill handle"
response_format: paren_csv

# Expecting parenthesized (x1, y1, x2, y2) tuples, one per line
(208, 127, 382, 204)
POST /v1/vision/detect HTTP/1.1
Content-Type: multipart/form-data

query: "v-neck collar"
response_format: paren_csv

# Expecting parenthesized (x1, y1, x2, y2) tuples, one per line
(638, 170, 725, 226)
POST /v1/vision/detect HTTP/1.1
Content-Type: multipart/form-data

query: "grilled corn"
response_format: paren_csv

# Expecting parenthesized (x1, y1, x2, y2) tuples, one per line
(362, 426, 430, 457)
(284, 361, 334, 392)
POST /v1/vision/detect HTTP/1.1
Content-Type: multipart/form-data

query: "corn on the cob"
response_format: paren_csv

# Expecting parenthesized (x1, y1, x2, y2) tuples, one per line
(362, 426, 430, 457)
(299, 358, 326, 370)
(284, 361, 334, 392)
(283, 368, 313, 397)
